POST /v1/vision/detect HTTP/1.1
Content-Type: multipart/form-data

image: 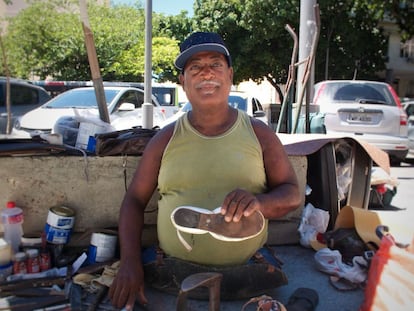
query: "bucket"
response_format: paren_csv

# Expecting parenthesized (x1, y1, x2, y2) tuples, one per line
(44, 206, 75, 245)
(88, 232, 117, 263)
(75, 122, 107, 150)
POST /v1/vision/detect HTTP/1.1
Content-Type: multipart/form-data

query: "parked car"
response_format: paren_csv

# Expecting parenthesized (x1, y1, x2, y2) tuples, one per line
(312, 80, 409, 165)
(14, 86, 167, 136)
(160, 91, 268, 127)
(403, 101, 414, 159)
(0, 77, 51, 132)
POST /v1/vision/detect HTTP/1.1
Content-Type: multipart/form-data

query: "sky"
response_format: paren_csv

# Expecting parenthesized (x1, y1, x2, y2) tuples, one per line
(111, 0, 194, 16)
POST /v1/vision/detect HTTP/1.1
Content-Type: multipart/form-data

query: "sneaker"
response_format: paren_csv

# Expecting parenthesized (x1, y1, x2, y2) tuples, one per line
(171, 206, 265, 251)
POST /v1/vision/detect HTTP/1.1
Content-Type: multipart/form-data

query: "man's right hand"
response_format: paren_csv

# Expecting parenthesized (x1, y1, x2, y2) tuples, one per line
(108, 260, 148, 310)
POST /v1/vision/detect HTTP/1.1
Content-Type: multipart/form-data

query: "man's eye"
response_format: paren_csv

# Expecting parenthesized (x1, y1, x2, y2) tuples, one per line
(211, 63, 223, 68)
(189, 64, 202, 71)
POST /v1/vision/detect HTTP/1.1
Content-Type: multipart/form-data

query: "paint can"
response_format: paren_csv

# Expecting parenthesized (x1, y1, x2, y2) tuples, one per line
(44, 206, 75, 245)
(88, 232, 117, 263)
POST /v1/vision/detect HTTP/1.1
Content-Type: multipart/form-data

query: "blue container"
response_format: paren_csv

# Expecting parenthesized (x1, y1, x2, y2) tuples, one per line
(44, 223, 72, 244)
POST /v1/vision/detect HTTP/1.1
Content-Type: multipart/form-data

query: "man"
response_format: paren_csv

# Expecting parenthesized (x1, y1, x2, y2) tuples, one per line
(109, 32, 302, 310)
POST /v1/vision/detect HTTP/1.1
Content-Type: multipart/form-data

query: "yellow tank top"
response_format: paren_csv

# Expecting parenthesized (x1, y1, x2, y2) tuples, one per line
(157, 110, 268, 266)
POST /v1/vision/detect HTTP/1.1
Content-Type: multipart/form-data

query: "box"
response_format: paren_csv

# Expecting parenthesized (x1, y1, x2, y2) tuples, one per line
(280, 134, 389, 231)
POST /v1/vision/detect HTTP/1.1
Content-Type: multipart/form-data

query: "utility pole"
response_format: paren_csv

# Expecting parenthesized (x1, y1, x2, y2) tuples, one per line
(142, 0, 153, 129)
(295, 0, 317, 124)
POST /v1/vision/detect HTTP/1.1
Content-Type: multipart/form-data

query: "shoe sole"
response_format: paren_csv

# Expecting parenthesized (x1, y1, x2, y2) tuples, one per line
(172, 206, 265, 241)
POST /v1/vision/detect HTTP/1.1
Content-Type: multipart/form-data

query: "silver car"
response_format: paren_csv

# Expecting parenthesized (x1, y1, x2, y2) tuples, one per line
(403, 101, 414, 160)
(312, 80, 409, 165)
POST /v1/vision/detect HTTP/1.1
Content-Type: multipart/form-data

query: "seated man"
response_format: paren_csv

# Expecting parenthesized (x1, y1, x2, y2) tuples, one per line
(109, 31, 306, 310)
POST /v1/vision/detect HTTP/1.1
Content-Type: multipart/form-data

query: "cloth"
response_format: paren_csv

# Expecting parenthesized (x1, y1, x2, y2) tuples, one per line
(157, 110, 268, 265)
(143, 245, 287, 300)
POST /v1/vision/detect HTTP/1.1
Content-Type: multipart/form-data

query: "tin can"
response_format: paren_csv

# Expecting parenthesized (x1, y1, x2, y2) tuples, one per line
(26, 249, 40, 274)
(13, 252, 27, 274)
(39, 251, 51, 271)
(44, 206, 75, 244)
(88, 232, 117, 263)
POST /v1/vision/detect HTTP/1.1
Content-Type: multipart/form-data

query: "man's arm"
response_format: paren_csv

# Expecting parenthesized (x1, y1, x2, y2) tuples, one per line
(109, 125, 174, 309)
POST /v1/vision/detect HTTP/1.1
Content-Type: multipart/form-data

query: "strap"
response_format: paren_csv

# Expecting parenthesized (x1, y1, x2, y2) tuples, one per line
(176, 229, 193, 252)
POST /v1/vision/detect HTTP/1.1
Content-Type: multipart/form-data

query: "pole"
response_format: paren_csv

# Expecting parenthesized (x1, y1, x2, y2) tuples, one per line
(294, 0, 317, 131)
(142, 0, 153, 129)
(79, 0, 110, 124)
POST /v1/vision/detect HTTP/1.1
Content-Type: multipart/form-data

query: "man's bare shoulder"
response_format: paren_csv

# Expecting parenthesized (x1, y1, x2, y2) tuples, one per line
(145, 122, 176, 154)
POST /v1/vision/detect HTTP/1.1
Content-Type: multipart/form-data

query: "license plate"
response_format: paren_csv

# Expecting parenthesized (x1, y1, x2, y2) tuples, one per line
(348, 113, 372, 122)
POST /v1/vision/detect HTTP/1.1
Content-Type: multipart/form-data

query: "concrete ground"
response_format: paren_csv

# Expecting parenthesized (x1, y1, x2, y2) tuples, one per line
(86, 243, 364, 310)
(138, 244, 365, 311)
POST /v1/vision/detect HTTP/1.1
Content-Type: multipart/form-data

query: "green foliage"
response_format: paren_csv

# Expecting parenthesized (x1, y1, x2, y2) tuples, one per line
(192, 0, 390, 89)
(193, 0, 299, 88)
(316, 0, 388, 81)
(1, 0, 180, 82)
(1, 0, 411, 88)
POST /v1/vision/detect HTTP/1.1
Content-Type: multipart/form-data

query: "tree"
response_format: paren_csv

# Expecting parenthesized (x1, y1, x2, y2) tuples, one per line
(193, 0, 299, 101)
(316, 0, 388, 81)
(192, 0, 390, 101)
(1, 0, 180, 81)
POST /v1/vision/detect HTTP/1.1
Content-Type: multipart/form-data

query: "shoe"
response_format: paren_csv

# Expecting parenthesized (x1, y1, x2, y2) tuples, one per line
(171, 206, 265, 251)
(285, 288, 319, 311)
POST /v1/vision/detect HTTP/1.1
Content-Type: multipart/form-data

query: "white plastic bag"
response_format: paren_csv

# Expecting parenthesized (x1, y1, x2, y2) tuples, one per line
(298, 203, 330, 248)
(314, 248, 367, 284)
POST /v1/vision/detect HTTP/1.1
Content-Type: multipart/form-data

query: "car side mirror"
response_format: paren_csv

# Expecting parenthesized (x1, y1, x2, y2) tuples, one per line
(253, 110, 266, 118)
(118, 103, 135, 111)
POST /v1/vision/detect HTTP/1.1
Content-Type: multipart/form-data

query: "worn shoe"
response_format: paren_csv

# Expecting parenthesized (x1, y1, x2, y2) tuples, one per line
(171, 206, 265, 251)
(285, 288, 319, 311)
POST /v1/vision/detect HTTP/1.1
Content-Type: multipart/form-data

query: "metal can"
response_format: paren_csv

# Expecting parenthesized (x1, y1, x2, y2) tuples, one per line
(44, 206, 75, 244)
(13, 252, 27, 274)
(88, 232, 118, 263)
(26, 249, 40, 274)
(39, 251, 51, 271)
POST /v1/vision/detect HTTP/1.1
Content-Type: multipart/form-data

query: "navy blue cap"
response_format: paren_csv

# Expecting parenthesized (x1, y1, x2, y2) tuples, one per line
(174, 32, 232, 71)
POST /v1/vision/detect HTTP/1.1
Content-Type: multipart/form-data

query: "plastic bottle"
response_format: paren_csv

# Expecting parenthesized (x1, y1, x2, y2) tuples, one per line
(1, 201, 24, 254)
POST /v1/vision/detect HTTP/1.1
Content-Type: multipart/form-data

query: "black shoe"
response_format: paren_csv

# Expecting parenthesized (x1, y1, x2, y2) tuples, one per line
(285, 288, 319, 311)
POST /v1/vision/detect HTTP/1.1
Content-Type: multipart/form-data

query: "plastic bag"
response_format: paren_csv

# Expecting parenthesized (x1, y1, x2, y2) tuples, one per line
(298, 203, 330, 248)
(314, 248, 368, 284)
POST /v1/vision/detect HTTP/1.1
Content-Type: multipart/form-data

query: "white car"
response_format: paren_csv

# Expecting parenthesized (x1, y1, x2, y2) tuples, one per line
(160, 91, 268, 127)
(403, 101, 414, 159)
(15, 86, 169, 136)
(312, 80, 409, 165)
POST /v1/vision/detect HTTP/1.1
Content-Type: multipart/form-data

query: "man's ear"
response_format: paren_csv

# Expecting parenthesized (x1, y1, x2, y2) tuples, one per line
(179, 73, 185, 90)
(228, 67, 234, 82)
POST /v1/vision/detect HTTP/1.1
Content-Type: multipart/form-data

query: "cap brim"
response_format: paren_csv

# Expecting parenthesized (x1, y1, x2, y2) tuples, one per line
(174, 43, 230, 70)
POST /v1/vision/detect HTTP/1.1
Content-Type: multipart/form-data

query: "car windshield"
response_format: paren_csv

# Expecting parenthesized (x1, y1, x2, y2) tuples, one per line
(314, 82, 396, 106)
(228, 95, 247, 111)
(44, 89, 120, 108)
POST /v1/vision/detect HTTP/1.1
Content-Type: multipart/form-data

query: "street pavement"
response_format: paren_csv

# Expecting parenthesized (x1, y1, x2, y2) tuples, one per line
(128, 162, 414, 311)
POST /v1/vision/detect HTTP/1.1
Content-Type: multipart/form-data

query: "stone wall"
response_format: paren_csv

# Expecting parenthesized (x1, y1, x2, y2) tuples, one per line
(0, 155, 307, 245)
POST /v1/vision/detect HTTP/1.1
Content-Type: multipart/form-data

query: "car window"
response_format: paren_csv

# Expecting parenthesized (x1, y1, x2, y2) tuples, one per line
(228, 95, 247, 111)
(46, 89, 119, 108)
(315, 82, 396, 106)
(118, 90, 142, 109)
(252, 98, 263, 113)
(0, 84, 40, 107)
(405, 104, 414, 117)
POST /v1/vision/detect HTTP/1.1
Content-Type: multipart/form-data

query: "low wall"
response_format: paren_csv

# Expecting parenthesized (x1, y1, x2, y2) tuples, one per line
(0, 155, 307, 246)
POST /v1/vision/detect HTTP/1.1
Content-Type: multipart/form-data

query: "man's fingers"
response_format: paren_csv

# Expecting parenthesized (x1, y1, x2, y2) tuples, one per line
(137, 288, 148, 307)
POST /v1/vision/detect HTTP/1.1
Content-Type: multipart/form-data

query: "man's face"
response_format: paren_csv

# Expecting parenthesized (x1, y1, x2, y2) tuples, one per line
(179, 51, 233, 107)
